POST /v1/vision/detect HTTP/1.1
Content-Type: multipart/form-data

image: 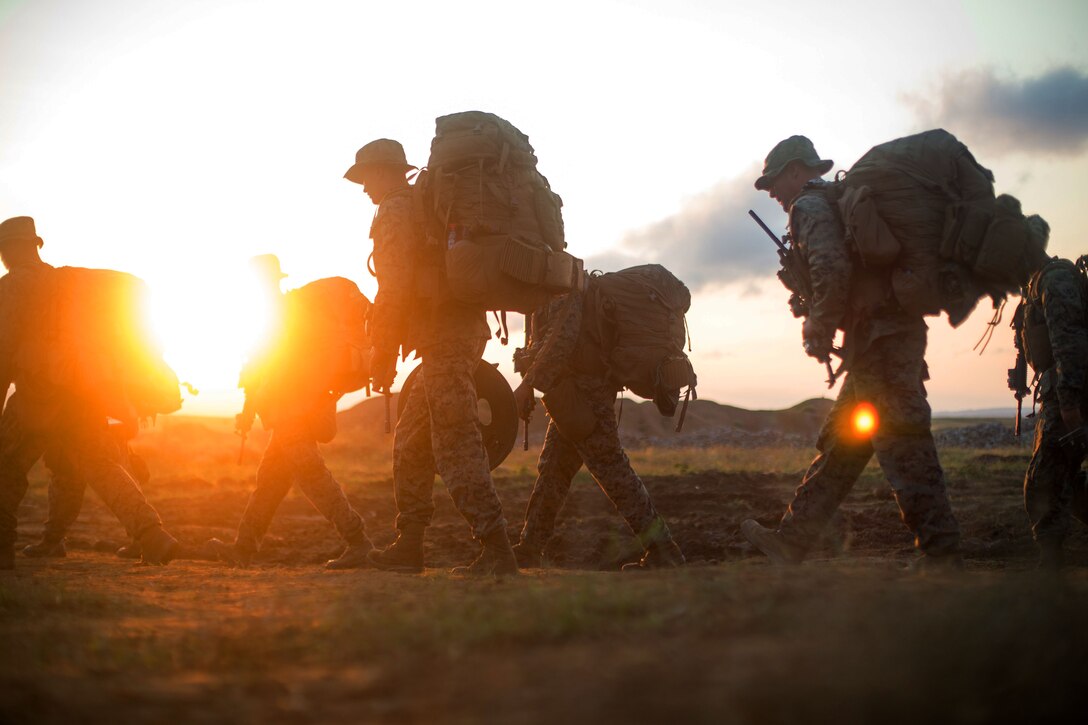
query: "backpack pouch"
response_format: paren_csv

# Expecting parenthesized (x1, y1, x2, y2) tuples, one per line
(839, 185, 901, 267)
(541, 377, 597, 441)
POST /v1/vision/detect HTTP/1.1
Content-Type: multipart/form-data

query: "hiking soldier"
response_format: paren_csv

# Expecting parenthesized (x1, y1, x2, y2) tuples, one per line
(0, 216, 178, 570)
(344, 138, 517, 576)
(20, 428, 151, 559)
(510, 285, 685, 570)
(205, 255, 374, 569)
(740, 137, 962, 568)
(1013, 247, 1088, 568)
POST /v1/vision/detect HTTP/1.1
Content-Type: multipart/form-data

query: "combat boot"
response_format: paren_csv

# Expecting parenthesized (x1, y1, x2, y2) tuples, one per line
(23, 538, 67, 558)
(139, 527, 179, 566)
(115, 541, 142, 559)
(367, 524, 425, 573)
(325, 539, 374, 570)
(511, 540, 543, 569)
(202, 537, 254, 567)
(741, 519, 805, 565)
(622, 539, 685, 571)
(451, 528, 518, 577)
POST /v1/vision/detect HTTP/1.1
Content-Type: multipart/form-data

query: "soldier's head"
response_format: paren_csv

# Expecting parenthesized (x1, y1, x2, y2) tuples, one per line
(755, 136, 834, 211)
(344, 138, 416, 205)
(0, 216, 44, 271)
(249, 254, 287, 295)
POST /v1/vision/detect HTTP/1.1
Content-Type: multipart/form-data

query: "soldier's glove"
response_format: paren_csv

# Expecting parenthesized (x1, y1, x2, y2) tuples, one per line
(787, 292, 808, 319)
(370, 348, 398, 394)
(1058, 426, 1088, 462)
(801, 318, 832, 363)
(235, 410, 255, 436)
(513, 380, 536, 421)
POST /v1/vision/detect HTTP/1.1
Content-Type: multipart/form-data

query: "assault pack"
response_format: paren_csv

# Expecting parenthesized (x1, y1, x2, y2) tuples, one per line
(267, 276, 372, 396)
(22, 267, 182, 424)
(582, 264, 698, 420)
(821, 129, 1048, 326)
(414, 111, 585, 314)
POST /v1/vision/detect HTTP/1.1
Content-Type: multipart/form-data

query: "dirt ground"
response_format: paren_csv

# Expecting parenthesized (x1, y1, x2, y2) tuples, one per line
(1, 416, 1086, 723)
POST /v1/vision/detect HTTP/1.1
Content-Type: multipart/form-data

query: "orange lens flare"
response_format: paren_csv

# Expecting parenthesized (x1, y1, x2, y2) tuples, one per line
(852, 402, 878, 437)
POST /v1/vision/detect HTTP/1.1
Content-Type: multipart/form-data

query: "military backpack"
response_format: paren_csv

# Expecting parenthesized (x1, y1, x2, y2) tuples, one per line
(414, 111, 585, 314)
(20, 267, 182, 424)
(819, 128, 1048, 326)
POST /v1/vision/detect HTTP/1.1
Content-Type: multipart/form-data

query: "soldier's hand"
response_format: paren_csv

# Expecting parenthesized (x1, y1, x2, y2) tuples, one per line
(370, 348, 398, 394)
(801, 318, 832, 362)
(235, 411, 255, 436)
(513, 381, 536, 421)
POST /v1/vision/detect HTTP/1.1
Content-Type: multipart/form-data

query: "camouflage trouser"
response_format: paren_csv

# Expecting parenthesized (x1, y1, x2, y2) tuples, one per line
(41, 440, 150, 543)
(1024, 389, 1088, 547)
(779, 325, 961, 555)
(0, 396, 162, 552)
(520, 380, 659, 551)
(392, 336, 507, 539)
(234, 423, 368, 555)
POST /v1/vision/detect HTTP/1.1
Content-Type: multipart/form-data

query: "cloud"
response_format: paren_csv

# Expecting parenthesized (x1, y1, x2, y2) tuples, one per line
(906, 66, 1088, 156)
(584, 168, 787, 292)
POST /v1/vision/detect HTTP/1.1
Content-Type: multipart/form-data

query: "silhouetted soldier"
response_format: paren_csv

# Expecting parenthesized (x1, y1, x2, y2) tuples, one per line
(344, 138, 516, 576)
(204, 255, 374, 568)
(740, 138, 961, 569)
(1014, 245, 1088, 568)
(0, 216, 178, 570)
(510, 288, 685, 570)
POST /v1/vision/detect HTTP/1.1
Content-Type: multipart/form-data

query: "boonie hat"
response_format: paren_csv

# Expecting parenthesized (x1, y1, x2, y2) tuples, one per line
(344, 139, 417, 185)
(754, 136, 834, 190)
(0, 216, 43, 248)
(250, 253, 287, 280)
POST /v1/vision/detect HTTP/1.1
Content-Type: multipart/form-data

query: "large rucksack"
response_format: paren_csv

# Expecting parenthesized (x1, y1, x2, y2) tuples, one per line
(415, 111, 585, 314)
(22, 267, 182, 423)
(827, 129, 1046, 326)
(280, 276, 371, 395)
(582, 264, 698, 417)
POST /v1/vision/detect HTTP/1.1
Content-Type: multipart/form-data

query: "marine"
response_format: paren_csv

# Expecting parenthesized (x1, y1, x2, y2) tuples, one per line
(1014, 248, 1088, 568)
(739, 137, 962, 568)
(510, 286, 685, 570)
(343, 138, 516, 576)
(0, 216, 178, 570)
(204, 255, 374, 569)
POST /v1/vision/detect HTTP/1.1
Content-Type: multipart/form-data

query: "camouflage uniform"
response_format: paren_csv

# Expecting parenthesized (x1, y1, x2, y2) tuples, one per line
(1019, 259, 1088, 548)
(516, 289, 667, 552)
(775, 183, 961, 555)
(370, 190, 506, 539)
(0, 257, 168, 555)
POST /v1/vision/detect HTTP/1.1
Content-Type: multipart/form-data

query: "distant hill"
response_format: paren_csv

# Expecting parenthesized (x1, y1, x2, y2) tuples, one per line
(339, 394, 835, 448)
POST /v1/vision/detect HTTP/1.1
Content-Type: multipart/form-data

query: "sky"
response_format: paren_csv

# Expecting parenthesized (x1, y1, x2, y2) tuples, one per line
(1, 0, 1086, 416)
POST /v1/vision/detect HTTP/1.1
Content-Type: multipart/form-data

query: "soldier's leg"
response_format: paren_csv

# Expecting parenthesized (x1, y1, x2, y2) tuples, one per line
(233, 431, 295, 555)
(519, 419, 584, 552)
(861, 332, 960, 556)
(392, 372, 438, 531)
(0, 413, 48, 563)
(573, 384, 659, 537)
(279, 428, 369, 546)
(777, 376, 874, 552)
(424, 338, 507, 540)
(1024, 394, 1081, 552)
(40, 448, 86, 544)
(70, 423, 163, 540)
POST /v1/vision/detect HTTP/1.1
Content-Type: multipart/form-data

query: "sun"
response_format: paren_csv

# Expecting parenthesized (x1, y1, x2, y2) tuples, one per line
(852, 402, 879, 437)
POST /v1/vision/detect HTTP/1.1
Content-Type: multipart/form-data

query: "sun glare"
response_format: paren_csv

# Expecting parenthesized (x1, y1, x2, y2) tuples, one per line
(852, 402, 878, 437)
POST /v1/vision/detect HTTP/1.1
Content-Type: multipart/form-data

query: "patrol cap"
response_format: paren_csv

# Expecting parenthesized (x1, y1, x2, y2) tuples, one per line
(0, 216, 44, 249)
(754, 136, 834, 191)
(344, 138, 417, 185)
(249, 253, 287, 280)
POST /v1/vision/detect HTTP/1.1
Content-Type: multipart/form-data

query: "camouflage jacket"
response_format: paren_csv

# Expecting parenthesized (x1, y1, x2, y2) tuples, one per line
(1023, 258, 1088, 409)
(0, 259, 54, 390)
(789, 181, 919, 355)
(517, 289, 592, 394)
(369, 187, 488, 358)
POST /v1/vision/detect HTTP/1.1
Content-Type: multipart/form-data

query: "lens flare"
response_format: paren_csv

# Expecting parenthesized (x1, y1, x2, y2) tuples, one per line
(852, 402, 878, 437)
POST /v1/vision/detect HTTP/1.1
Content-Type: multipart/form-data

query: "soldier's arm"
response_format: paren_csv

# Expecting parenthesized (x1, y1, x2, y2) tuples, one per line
(369, 194, 417, 357)
(1041, 267, 1088, 412)
(791, 196, 851, 335)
